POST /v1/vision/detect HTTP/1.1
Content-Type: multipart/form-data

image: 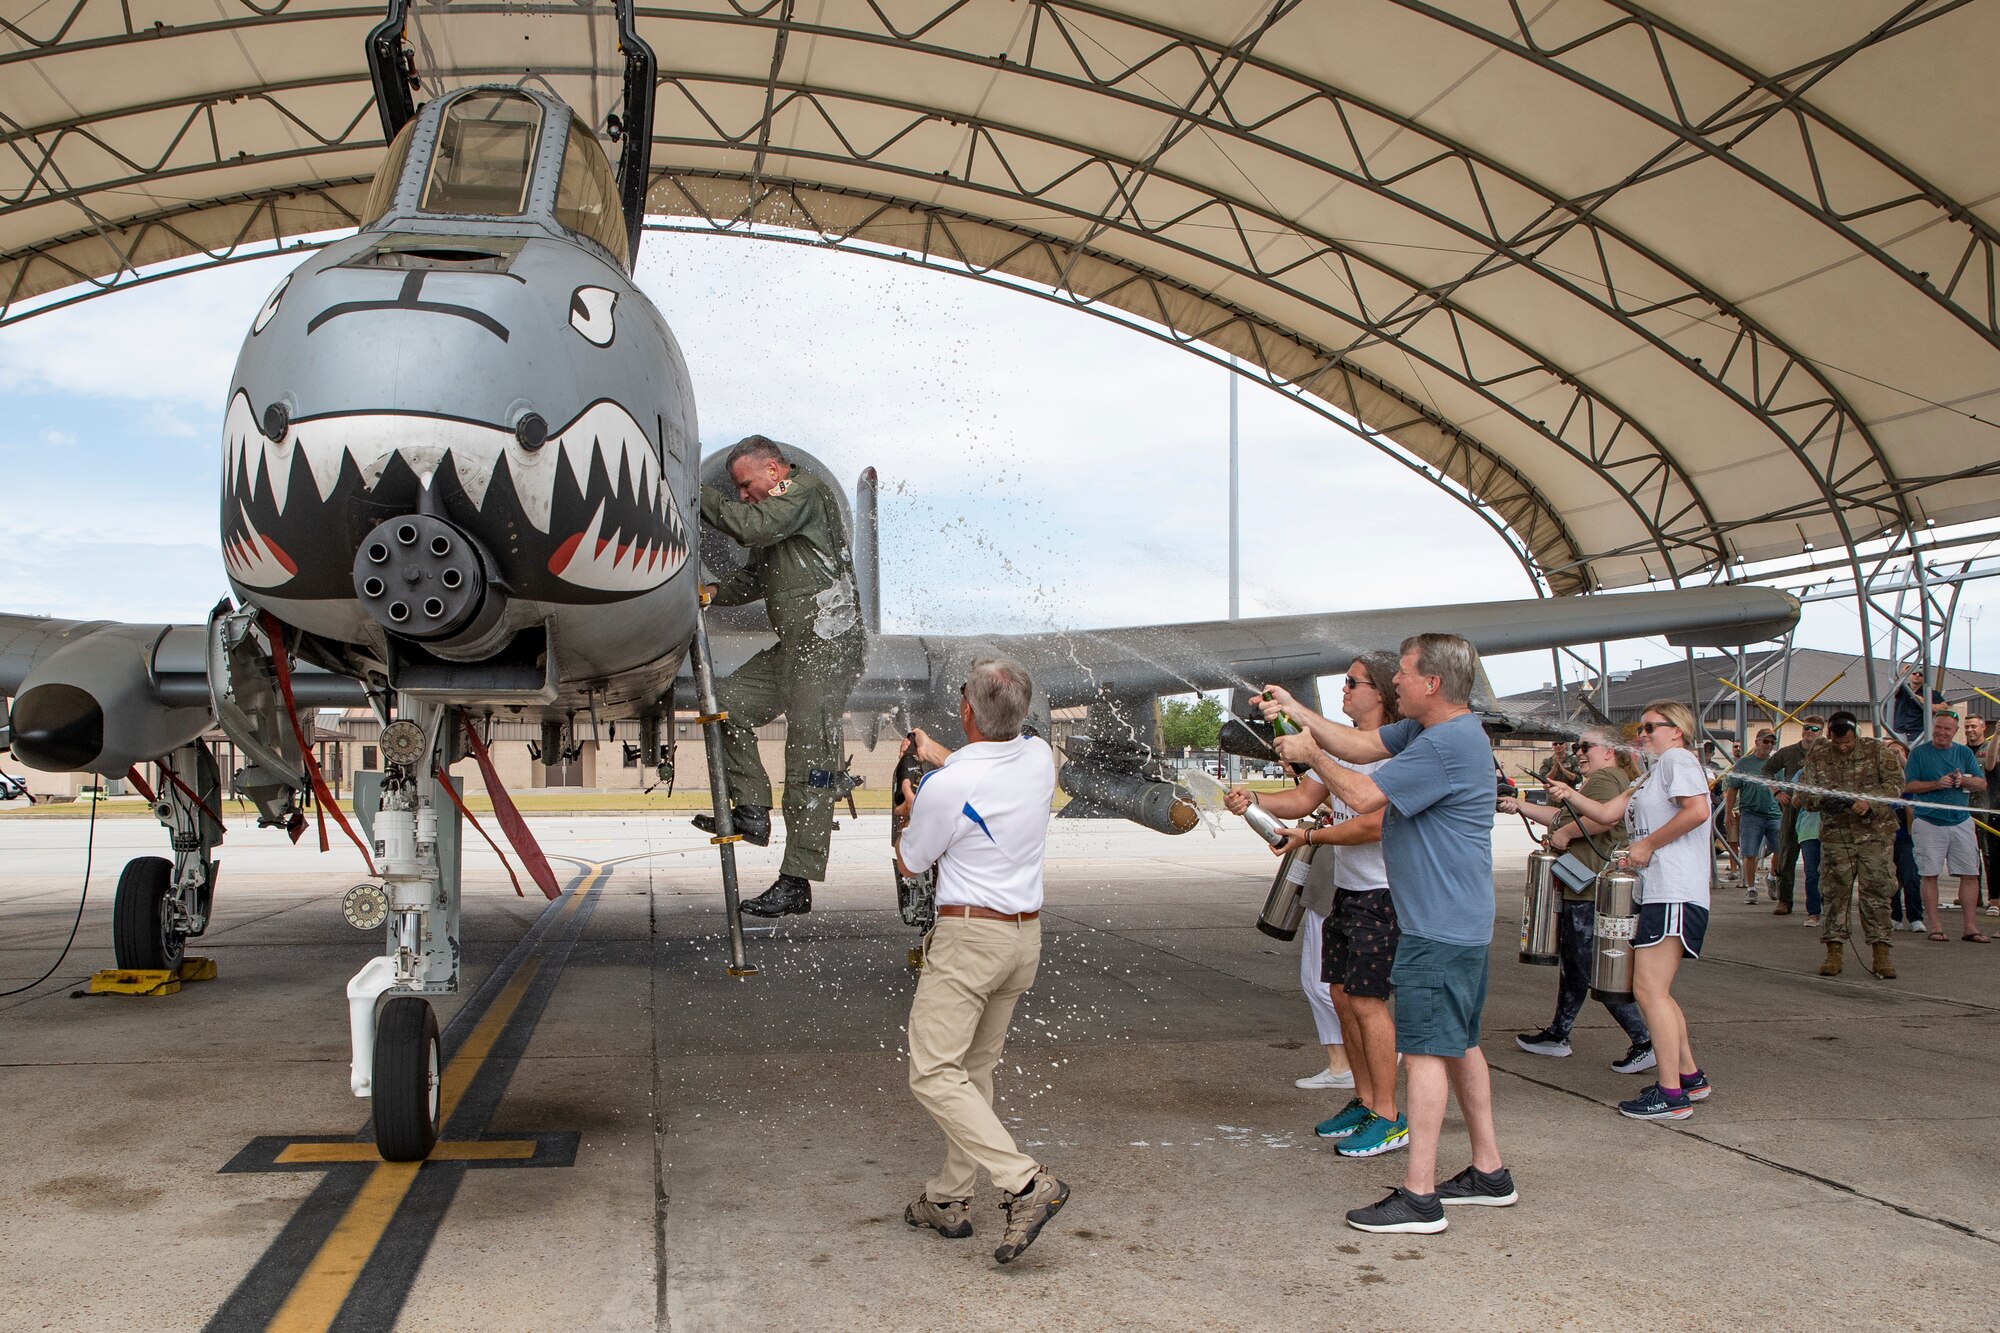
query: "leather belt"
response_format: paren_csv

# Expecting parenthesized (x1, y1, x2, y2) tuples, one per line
(936, 905, 1040, 922)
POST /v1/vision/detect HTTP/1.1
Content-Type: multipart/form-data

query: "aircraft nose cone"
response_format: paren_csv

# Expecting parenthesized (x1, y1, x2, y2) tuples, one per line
(9, 683, 105, 771)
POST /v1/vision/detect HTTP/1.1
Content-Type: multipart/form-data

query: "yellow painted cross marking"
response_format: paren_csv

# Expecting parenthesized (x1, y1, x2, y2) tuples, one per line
(255, 863, 609, 1333)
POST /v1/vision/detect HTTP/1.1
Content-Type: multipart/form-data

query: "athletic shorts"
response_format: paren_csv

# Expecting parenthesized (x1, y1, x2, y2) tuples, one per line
(1388, 934, 1488, 1057)
(1634, 902, 1708, 959)
(1737, 811, 1779, 861)
(1320, 888, 1399, 999)
(1912, 818, 1981, 879)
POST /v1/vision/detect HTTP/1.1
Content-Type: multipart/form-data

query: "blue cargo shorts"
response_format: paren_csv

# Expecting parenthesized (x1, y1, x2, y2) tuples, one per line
(1390, 933, 1490, 1057)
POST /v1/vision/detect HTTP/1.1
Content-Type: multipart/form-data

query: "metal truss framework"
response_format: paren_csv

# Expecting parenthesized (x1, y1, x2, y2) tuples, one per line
(3, 0, 1997, 617)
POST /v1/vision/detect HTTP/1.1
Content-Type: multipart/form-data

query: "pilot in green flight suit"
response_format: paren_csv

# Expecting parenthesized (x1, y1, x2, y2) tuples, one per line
(696, 436, 868, 916)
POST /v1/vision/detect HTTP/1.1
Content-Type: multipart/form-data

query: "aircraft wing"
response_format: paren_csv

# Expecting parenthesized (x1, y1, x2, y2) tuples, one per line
(843, 584, 1800, 713)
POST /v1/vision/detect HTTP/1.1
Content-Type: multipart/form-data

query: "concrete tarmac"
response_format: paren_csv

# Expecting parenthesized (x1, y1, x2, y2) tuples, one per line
(2, 808, 1996, 1331)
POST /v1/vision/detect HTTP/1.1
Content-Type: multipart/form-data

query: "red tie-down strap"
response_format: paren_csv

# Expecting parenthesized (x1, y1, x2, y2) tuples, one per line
(259, 612, 377, 876)
(461, 717, 560, 900)
(433, 762, 524, 897)
(129, 761, 228, 832)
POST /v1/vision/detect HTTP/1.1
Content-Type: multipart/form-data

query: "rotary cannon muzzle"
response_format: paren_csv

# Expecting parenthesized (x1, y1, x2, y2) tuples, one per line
(352, 513, 498, 641)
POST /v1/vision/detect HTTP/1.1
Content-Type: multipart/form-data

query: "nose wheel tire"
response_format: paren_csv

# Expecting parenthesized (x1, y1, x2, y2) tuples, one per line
(373, 997, 442, 1161)
(113, 856, 184, 972)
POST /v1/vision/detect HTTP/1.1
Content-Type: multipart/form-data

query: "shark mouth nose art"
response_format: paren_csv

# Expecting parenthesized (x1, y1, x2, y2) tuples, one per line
(220, 393, 688, 602)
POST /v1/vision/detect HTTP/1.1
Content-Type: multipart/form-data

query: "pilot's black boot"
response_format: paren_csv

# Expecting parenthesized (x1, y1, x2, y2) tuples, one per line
(692, 803, 770, 846)
(739, 873, 812, 917)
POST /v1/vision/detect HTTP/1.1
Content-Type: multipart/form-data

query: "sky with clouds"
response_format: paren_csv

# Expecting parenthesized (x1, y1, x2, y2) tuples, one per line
(2, 229, 1995, 706)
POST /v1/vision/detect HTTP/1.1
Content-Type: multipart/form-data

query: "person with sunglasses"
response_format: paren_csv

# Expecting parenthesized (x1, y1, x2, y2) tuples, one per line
(1763, 717, 1826, 915)
(1499, 729, 1653, 1073)
(1798, 711, 1906, 977)
(1233, 653, 1404, 1151)
(1546, 701, 1713, 1121)
(1262, 634, 1518, 1233)
(1902, 704, 1991, 944)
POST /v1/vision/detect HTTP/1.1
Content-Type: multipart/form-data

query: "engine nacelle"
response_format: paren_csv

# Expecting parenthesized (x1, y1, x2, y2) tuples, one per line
(7, 625, 212, 775)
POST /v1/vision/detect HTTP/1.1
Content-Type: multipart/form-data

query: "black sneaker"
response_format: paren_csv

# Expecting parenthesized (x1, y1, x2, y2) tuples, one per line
(1435, 1164, 1518, 1207)
(1514, 1028, 1571, 1057)
(1610, 1041, 1657, 1075)
(1345, 1186, 1446, 1234)
(1618, 1083, 1693, 1121)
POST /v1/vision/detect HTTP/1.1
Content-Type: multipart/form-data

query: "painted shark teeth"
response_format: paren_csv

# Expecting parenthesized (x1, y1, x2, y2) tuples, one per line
(218, 391, 689, 594)
(220, 501, 298, 588)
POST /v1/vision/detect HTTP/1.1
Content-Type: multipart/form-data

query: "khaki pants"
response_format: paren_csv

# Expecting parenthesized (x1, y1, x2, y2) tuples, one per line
(907, 916, 1042, 1200)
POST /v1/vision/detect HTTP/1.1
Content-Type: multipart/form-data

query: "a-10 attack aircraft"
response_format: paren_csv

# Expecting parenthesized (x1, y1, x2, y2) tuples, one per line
(0, 1, 1797, 1162)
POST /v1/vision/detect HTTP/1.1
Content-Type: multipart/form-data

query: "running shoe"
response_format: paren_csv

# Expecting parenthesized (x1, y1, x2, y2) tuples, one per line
(1295, 1066, 1356, 1090)
(1314, 1098, 1372, 1140)
(1335, 1113, 1410, 1158)
(1681, 1070, 1712, 1101)
(1435, 1164, 1519, 1207)
(1618, 1083, 1693, 1120)
(1346, 1187, 1445, 1234)
(1610, 1041, 1657, 1074)
(1514, 1028, 1572, 1057)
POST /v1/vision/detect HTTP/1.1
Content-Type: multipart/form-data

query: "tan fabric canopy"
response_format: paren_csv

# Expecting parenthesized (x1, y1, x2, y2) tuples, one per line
(5, 0, 1997, 595)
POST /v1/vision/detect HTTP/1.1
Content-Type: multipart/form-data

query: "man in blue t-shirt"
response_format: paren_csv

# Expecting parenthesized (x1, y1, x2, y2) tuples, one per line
(1260, 632, 1514, 1236)
(1902, 705, 1991, 942)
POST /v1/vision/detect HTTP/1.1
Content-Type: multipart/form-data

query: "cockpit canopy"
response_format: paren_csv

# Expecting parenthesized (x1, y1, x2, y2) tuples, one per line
(359, 87, 630, 266)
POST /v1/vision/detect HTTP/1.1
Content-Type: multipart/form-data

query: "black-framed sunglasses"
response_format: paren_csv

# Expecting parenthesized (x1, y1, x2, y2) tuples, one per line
(1638, 721, 1676, 734)
(1803, 725, 1822, 733)
(1342, 675, 1371, 689)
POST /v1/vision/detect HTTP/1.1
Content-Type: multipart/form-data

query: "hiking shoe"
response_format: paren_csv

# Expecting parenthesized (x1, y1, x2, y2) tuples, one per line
(1335, 1113, 1409, 1158)
(904, 1194, 972, 1239)
(1346, 1187, 1445, 1234)
(1611, 1041, 1657, 1075)
(1314, 1098, 1372, 1140)
(1818, 942, 1844, 976)
(1515, 1028, 1571, 1057)
(1772, 904, 1792, 915)
(1435, 1164, 1519, 1207)
(692, 803, 771, 846)
(1619, 1083, 1693, 1120)
(1296, 1066, 1356, 1090)
(1680, 1070, 1712, 1102)
(993, 1168, 1068, 1264)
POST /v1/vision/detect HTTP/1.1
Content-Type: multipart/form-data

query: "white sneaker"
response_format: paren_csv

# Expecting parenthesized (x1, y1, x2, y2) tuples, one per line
(1295, 1067, 1355, 1090)
(1744, 887, 1759, 904)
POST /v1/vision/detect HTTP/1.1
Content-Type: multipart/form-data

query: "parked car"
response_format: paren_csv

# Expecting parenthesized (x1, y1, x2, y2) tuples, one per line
(0, 771, 29, 802)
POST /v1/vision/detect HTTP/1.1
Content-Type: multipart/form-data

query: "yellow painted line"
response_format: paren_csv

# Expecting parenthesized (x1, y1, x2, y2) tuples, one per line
(276, 1140, 538, 1165)
(264, 863, 609, 1333)
(267, 1163, 421, 1333)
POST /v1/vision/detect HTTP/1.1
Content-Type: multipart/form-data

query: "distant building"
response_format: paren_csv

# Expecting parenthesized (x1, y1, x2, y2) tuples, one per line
(1498, 647, 2000, 745)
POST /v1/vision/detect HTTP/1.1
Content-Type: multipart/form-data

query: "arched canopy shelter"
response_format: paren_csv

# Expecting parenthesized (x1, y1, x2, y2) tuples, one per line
(5, 0, 1999, 598)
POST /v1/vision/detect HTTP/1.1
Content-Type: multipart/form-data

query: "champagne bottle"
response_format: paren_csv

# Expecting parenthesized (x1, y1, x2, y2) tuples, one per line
(1264, 690, 1299, 738)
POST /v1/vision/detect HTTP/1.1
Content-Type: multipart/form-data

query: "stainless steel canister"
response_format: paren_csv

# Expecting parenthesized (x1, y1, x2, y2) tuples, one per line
(1590, 863, 1641, 1004)
(1520, 846, 1561, 966)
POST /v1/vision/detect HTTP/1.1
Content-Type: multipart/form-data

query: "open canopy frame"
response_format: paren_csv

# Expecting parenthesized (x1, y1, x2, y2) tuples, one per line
(5, 0, 1999, 601)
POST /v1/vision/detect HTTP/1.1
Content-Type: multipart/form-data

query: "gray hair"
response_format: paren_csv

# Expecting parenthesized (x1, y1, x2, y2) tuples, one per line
(964, 656, 1033, 740)
(724, 434, 785, 471)
(1399, 632, 1478, 706)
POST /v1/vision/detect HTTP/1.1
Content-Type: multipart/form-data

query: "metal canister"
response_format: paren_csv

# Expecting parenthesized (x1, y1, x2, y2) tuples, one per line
(1242, 801, 1289, 847)
(1590, 862, 1641, 1004)
(1519, 845, 1561, 966)
(1256, 841, 1314, 940)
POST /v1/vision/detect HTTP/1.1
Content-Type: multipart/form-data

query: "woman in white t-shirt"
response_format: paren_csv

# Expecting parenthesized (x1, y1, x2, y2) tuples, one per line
(1547, 699, 1713, 1123)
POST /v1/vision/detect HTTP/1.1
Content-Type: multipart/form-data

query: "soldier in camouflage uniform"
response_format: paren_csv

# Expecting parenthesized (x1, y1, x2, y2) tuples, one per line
(697, 436, 869, 917)
(1799, 711, 1904, 978)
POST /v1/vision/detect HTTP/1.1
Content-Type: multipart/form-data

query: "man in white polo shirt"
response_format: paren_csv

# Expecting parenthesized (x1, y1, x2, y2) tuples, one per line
(894, 656, 1069, 1265)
